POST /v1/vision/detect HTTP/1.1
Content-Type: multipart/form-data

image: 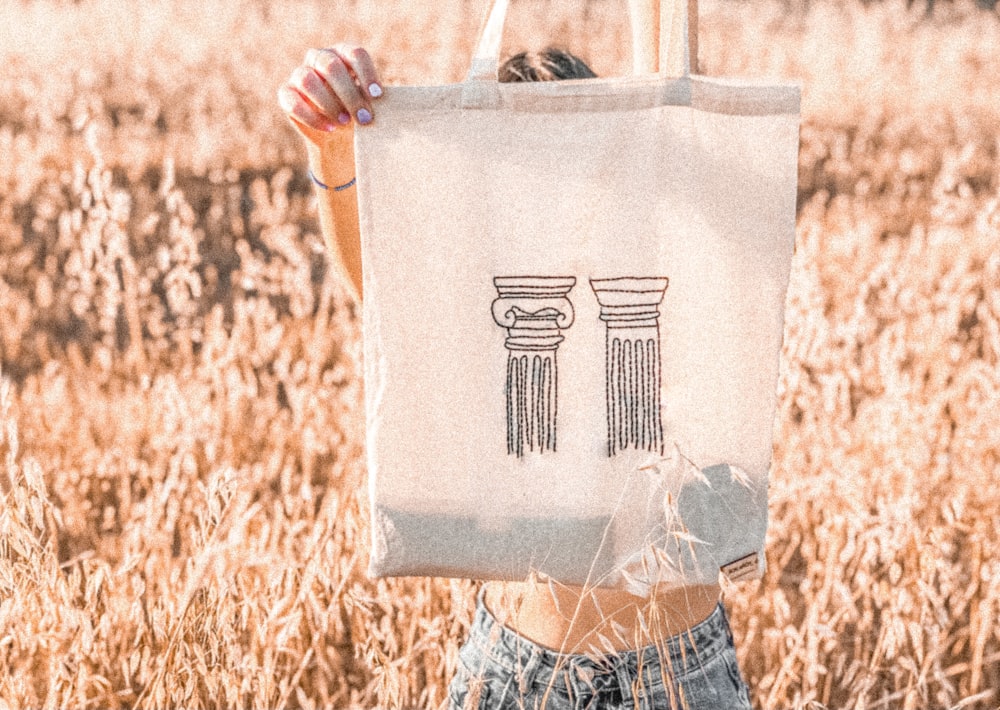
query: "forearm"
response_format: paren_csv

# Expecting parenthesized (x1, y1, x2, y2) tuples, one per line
(306, 138, 364, 301)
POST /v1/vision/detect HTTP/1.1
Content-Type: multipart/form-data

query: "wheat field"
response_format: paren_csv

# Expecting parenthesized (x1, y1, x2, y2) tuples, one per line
(1, 0, 999, 708)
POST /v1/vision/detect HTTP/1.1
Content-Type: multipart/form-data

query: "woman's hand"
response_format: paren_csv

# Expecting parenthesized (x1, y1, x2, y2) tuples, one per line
(278, 44, 383, 144)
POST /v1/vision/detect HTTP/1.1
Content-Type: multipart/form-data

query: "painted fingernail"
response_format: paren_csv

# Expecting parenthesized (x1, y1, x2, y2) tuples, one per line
(357, 108, 373, 125)
(322, 121, 338, 132)
(368, 82, 383, 98)
(337, 112, 351, 125)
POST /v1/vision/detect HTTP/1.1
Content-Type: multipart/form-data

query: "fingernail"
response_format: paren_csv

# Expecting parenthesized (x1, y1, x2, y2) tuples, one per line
(368, 82, 383, 98)
(357, 108, 373, 125)
(322, 121, 338, 132)
(338, 112, 351, 125)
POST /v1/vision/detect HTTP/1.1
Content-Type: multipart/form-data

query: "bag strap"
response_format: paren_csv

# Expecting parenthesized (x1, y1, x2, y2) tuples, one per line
(464, 0, 697, 84)
(466, 0, 512, 84)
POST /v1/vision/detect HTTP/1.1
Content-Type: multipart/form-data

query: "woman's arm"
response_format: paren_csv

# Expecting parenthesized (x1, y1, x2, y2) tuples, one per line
(278, 45, 383, 300)
(304, 136, 364, 300)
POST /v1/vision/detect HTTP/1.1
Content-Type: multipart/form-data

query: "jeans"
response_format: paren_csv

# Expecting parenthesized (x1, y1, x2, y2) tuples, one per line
(447, 589, 752, 710)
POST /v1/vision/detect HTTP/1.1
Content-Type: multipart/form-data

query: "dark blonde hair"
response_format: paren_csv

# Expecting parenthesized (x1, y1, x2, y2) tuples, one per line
(498, 48, 597, 83)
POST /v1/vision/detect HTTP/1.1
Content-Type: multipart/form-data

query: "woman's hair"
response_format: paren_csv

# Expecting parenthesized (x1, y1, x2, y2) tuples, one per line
(498, 48, 597, 83)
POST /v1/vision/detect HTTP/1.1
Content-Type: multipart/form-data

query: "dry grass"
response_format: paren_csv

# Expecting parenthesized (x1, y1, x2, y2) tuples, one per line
(1, 0, 999, 707)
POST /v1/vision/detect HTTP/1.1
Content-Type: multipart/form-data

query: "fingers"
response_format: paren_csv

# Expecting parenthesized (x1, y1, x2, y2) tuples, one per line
(278, 44, 383, 136)
(309, 48, 371, 125)
(277, 82, 337, 135)
(332, 44, 382, 102)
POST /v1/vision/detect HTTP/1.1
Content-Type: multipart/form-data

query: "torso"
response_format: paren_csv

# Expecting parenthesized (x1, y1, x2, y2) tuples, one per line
(484, 580, 722, 654)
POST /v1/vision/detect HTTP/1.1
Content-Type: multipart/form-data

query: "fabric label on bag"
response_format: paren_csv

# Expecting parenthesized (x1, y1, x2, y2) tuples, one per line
(721, 553, 761, 582)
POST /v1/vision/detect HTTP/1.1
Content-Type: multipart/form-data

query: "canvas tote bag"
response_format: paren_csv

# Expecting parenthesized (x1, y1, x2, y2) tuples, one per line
(355, 0, 800, 594)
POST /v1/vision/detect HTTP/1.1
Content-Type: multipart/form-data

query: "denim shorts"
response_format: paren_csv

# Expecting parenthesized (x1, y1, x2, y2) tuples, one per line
(447, 589, 752, 710)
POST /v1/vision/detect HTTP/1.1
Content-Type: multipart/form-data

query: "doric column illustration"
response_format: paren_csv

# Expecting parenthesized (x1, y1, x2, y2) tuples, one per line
(590, 277, 669, 457)
(492, 277, 576, 457)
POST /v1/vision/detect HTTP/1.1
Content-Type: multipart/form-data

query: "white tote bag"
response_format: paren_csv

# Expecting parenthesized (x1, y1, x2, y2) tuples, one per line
(356, 0, 799, 593)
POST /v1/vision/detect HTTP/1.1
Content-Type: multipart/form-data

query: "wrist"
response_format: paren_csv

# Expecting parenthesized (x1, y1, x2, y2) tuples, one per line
(306, 139, 355, 187)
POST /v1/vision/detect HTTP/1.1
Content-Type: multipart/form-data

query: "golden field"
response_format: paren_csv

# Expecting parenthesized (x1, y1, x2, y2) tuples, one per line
(1, 0, 999, 707)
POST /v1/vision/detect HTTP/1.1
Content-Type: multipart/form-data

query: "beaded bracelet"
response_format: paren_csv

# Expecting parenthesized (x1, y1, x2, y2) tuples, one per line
(309, 168, 356, 192)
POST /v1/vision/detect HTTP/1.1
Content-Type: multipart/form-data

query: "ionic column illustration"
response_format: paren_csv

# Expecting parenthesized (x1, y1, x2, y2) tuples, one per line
(590, 277, 669, 457)
(492, 277, 576, 457)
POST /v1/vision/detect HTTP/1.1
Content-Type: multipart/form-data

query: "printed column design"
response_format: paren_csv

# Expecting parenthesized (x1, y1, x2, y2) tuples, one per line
(590, 277, 669, 457)
(492, 277, 576, 457)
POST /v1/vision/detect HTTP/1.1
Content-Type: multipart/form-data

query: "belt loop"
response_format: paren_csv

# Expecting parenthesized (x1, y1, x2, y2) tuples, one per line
(516, 647, 540, 696)
(718, 601, 735, 645)
(614, 661, 634, 706)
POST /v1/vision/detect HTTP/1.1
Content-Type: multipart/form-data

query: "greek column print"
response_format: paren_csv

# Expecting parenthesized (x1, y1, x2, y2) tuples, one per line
(591, 277, 669, 457)
(492, 277, 576, 457)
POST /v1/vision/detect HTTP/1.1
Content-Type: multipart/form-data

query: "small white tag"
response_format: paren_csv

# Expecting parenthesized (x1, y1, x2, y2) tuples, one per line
(721, 552, 760, 582)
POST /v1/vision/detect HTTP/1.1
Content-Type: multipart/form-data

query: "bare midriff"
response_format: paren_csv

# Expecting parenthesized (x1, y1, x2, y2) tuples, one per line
(484, 580, 722, 654)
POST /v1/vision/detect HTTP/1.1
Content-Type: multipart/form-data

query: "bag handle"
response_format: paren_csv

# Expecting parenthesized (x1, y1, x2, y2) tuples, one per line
(628, 0, 698, 76)
(465, 0, 697, 84)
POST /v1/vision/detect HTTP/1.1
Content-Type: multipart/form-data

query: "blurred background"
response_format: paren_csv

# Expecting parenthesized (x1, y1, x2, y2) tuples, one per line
(1, 1, 998, 708)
